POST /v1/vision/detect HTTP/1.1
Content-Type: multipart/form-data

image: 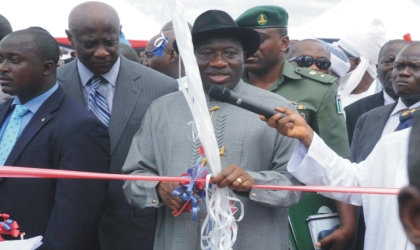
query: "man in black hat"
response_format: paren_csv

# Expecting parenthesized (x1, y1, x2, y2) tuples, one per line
(122, 10, 301, 250)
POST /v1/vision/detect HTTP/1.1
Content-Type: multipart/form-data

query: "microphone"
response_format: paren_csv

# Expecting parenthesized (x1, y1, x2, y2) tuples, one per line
(208, 85, 288, 119)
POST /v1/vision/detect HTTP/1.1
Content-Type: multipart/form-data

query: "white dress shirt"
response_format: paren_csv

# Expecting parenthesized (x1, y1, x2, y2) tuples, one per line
(381, 99, 420, 137)
(287, 129, 414, 250)
(77, 58, 121, 113)
(383, 90, 396, 105)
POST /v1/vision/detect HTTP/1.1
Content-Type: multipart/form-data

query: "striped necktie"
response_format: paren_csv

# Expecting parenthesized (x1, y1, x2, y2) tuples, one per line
(88, 75, 110, 127)
(0, 104, 29, 165)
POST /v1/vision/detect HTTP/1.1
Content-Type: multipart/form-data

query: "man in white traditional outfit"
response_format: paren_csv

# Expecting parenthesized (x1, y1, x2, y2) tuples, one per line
(122, 10, 301, 250)
(336, 20, 388, 107)
(263, 106, 419, 249)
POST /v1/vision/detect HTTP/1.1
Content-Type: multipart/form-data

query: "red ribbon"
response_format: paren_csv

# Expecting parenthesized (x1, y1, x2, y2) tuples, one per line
(0, 166, 400, 195)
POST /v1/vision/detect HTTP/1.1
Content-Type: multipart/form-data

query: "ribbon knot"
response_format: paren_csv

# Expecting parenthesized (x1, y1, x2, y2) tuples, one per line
(172, 146, 210, 221)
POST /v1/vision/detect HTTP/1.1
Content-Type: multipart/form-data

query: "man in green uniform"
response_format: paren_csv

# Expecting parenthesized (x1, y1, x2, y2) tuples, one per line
(236, 6, 349, 158)
(237, 6, 355, 250)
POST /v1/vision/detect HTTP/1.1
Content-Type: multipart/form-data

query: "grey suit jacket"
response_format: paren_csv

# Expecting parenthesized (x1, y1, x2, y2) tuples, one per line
(122, 81, 301, 250)
(57, 56, 178, 250)
(350, 102, 397, 163)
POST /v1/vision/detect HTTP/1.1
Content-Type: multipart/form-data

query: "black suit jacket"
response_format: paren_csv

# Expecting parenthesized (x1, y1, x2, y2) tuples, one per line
(57, 56, 178, 250)
(344, 91, 385, 145)
(0, 87, 110, 250)
(350, 102, 397, 163)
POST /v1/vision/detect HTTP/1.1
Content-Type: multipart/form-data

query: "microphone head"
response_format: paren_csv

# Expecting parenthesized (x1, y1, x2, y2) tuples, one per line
(208, 85, 231, 102)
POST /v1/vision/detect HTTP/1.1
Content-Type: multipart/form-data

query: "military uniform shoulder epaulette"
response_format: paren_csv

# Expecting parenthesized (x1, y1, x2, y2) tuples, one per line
(294, 67, 336, 84)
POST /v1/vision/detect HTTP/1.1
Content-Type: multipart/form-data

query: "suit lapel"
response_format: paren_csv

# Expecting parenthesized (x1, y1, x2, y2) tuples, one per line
(370, 102, 398, 145)
(57, 60, 86, 107)
(370, 91, 385, 108)
(109, 57, 143, 154)
(4, 88, 63, 167)
(0, 88, 64, 183)
(0, 99, 13, 125)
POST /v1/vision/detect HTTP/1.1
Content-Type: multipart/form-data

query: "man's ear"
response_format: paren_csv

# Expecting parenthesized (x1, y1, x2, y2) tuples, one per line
(169, 49, 177, 63)
(399, 186, 420, 247)
(65, 30, 75, 46)
(120, 25, 122, 36)
(243, 51, 247, 61)
(280, 35, 289, 53)
(43, 60, 56, 76)
(354, 57, 361, 66)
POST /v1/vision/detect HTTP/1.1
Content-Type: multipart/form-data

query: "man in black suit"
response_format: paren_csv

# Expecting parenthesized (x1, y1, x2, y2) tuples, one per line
(57, 2, 178, 249)
(0, 28, 109, 249)
(345, 39, 408, 144)
(351, 41, 420, 162)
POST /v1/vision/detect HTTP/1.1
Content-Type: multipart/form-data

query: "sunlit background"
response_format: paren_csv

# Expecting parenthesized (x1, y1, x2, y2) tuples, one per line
(3, 0, 420, 40)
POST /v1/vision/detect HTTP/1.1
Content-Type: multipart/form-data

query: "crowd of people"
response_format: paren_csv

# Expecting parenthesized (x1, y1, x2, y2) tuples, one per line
(0, 1, 419, 250)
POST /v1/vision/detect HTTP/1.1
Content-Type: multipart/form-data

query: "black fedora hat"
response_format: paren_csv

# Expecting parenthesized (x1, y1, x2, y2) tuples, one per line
(174, 10, 260, 59)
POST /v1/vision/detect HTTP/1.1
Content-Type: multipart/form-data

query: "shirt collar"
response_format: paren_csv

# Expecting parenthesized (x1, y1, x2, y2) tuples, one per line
(12, 83, 59, 114)
(77, 57, 121, 87)
(242, 58, 302, 91)
(383, 90, 396, 106)
(390, 98, 420, 117)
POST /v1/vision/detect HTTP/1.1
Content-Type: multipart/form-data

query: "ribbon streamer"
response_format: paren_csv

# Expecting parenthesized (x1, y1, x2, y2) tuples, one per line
(0, 166, 400, 195)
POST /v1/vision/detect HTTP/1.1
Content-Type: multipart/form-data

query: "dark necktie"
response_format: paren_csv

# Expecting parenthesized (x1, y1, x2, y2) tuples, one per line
(395, 107, 419, 131)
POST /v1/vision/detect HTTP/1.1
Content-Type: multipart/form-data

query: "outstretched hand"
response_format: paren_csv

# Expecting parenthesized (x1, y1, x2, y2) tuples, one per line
(260, 107, 314, 148)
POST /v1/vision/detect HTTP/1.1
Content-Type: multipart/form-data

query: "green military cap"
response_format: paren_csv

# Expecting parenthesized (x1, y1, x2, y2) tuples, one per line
(236, 6, 288, 29)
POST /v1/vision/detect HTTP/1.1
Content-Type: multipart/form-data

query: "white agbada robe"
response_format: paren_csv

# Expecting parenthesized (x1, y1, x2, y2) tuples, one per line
(287, 128, 414, 250)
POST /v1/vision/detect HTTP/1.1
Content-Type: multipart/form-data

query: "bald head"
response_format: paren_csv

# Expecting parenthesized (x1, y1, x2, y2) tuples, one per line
(377, 39, 409, 100)
(68, 1, 120, 32)
(379, 39, 409, 63)
(288, 39, 330, 60)
(161, 21, 192, 32)
(66, 1, 121, 74)
(391, 41, 420, 106)
(0, 14, 12, 41)
(143, 31, 184, 79)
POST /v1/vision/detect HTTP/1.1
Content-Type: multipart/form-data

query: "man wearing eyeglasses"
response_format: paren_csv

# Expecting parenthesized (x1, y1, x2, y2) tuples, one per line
(57, 2, 178, 250)
(236, 6, 349, 158)
(287, 39, 332, 75)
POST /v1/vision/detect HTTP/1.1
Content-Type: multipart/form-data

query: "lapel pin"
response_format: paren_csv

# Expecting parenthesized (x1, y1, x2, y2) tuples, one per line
(41, 118, 45, 122)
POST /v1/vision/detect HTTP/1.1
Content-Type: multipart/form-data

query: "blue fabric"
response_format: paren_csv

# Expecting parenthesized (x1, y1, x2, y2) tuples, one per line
(0, 104, 29, 165)
(120, 32, 131, 46)
(152, 37, 168, 58)
(88, 75, 111, 127)
(0, 83, 59, 140)
(396, 107, 419, 131)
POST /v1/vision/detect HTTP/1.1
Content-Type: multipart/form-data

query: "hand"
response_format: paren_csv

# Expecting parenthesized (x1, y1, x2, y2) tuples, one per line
(156, 182, 186, 211)
(212, 164, 254, 192)
(260, 107, 314, 147)
(316, 226, 355, 250)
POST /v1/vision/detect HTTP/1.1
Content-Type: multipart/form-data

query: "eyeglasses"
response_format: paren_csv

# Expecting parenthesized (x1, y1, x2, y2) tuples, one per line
(289, 55, 331, 70)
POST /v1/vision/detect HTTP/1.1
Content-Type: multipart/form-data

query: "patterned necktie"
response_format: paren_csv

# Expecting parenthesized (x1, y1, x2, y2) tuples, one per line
(396, 107, 419, 131)
(88, 75, 111, 127)
(0, 104, 29, 165)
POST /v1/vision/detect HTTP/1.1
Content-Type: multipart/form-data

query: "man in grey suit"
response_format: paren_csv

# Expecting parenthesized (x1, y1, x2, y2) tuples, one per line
(351, 42, 420, 163)
(122, 10, 301, 250)
(57, 2, 178, 250)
